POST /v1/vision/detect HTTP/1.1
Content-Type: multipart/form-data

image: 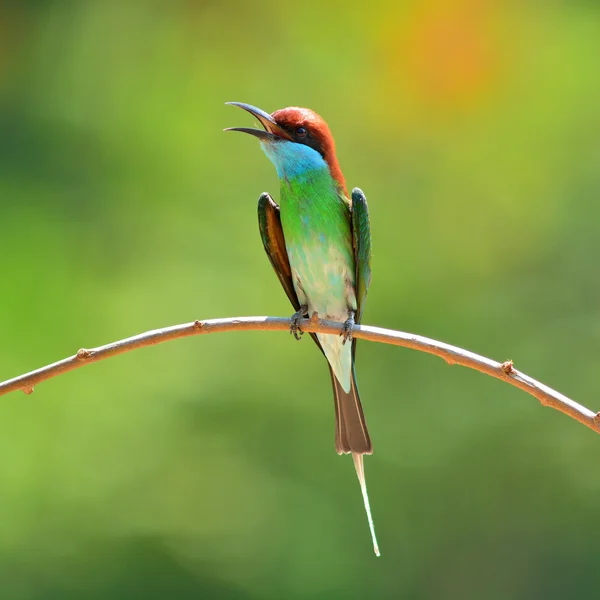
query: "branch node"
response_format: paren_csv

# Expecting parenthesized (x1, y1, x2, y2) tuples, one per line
(22, 386, 34, 395)
(501, 360, 514, 375)
(310, 311, 319, 325)
(193, 320, 203, 329)
(443, 355, 457, 366)
(76, 348, 92, 360)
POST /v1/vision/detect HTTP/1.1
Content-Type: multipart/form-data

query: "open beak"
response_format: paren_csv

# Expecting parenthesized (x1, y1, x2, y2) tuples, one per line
(224, 102, 291, 141)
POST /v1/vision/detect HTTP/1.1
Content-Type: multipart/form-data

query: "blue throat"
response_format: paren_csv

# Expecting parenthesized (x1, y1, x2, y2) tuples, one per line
(260, 139, 328, 180)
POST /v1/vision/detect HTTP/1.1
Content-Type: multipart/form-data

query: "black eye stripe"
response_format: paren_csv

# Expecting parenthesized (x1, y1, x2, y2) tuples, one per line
(282, 124, 325, 157)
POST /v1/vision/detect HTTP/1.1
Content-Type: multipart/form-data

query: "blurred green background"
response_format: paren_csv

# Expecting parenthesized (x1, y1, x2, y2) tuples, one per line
(1, 1, 600, 598)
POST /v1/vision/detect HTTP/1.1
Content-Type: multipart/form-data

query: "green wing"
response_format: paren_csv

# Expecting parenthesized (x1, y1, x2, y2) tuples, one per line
(351, 187, 372, 324)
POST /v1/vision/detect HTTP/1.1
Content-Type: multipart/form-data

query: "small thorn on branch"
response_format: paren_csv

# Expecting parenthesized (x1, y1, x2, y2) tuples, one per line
(594, 412, 600, 425)
(76, 348, 92, 360)
(193, 320, 203, 329)
(22, 386, 34, 395)
(501, 360, 514, 375)
(310, 311, 319, 324)
(443, 356, 457, 366)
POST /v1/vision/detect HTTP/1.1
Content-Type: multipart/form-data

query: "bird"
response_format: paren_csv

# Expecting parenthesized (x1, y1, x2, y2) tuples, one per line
(226, 102, 379, 556)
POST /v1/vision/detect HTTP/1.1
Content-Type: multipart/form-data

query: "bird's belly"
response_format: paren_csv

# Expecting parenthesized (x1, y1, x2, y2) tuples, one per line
(286, 241, 354, 320)
(286, 240, 356, 393)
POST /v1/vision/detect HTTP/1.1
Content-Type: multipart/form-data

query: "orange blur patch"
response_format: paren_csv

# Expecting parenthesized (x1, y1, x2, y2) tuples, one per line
(382, 0, 503, 111)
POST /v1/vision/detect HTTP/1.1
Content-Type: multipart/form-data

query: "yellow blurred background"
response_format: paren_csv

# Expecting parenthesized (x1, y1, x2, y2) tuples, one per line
(1, 1, 599, 598)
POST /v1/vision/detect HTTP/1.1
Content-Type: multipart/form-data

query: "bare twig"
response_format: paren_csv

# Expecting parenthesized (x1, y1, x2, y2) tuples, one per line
(0, 316, 597, 434)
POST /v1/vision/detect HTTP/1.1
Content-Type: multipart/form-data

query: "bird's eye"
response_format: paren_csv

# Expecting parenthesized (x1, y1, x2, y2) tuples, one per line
(296, 127, 307, 138)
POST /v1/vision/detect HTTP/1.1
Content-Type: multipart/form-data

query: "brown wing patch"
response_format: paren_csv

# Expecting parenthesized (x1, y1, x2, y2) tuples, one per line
(258, 193, 299, 312)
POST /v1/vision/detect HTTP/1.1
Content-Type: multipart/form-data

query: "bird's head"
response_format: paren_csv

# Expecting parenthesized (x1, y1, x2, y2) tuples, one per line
(226, 102, 346, 195)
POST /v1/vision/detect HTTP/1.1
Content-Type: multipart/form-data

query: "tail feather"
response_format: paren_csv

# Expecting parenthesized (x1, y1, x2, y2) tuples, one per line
(328, 364, 379, 555)
(329, 366, 372, 455)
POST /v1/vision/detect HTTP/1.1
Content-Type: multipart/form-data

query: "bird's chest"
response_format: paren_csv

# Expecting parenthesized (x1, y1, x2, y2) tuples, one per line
(279, 192, 356, 317)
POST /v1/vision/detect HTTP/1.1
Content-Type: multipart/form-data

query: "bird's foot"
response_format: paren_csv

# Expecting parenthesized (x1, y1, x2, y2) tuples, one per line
(341, 311, 355, 345)
(290, 305, 308, 341)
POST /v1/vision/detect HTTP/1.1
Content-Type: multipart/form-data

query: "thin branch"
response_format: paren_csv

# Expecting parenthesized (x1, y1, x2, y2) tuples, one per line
(1, 315, 598, 434)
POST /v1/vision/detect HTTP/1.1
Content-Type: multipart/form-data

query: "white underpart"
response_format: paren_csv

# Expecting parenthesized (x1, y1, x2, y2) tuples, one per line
(289, 242, 355, 393)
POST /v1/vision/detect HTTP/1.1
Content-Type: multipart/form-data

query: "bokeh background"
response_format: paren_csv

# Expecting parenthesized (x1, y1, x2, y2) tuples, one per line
(1, 1, 600, 598)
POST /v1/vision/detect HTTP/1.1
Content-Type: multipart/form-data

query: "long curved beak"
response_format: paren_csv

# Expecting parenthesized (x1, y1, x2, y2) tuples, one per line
(224, 102, 291, 140)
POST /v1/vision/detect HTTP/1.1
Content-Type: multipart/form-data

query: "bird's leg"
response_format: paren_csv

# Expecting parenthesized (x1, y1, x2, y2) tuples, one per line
(290, 305, 309, 341)
(341, 309, 356, 345)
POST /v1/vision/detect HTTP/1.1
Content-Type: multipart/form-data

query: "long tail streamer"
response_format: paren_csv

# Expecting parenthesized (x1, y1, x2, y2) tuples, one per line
(352, 452, 380, 556)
